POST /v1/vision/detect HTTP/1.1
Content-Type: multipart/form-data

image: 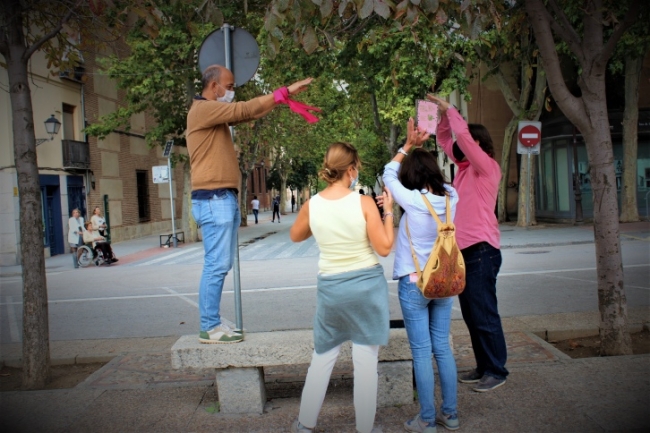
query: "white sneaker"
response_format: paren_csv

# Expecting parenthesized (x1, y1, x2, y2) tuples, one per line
(199, 324, 243, 344)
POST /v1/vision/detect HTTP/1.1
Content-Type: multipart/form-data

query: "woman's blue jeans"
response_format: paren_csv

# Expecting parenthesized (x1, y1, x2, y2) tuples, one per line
(458, 242, 508, 380)
(398, 276, 457, 423)
(191, 190, 240, 332)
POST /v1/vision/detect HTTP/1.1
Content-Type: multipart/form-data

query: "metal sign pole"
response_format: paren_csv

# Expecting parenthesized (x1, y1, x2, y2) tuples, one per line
(223, 23, 243, 332)
(526, 150, 531, 229)
(168, 157, 177, 248)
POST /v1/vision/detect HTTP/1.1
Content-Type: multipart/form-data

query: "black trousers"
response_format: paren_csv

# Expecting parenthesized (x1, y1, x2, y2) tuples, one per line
(95, 242, 114, 261)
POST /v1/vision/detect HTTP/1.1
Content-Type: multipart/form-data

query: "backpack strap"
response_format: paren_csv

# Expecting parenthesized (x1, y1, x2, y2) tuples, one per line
(405, 217, 423, 281)
(419, 193, 449, 228)
(405, 193, 450, 279)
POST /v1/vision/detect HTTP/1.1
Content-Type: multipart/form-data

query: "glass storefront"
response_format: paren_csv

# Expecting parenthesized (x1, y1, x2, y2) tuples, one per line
(536, 110, 650, 221)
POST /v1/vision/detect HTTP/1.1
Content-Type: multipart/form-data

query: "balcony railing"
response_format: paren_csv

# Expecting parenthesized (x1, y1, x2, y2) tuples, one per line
(62, 139, 90, 169)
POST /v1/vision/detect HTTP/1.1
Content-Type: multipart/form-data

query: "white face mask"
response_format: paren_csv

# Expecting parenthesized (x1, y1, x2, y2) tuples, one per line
(216, 84, 235, 103)
(349, 168, 359, 190)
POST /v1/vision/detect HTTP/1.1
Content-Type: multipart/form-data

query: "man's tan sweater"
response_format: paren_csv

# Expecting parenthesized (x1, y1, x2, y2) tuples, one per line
(186, 94, 275, 192)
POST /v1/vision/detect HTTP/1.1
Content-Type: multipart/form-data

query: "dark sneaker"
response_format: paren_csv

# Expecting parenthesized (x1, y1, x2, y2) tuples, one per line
(291, 419, 313, 433)
(404, 414, 437, 433)
(435, 413, 459, 431)
(473, 375, 506, 392)
(458, 369, 482, 383)
(199, 324, 243, 344)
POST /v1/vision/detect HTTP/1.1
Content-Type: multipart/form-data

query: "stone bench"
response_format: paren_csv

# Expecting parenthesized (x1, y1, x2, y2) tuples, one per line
(171, 329, 413, 414)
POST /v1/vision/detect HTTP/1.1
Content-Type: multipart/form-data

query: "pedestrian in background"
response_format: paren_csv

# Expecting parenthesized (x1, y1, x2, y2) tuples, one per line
(289, 142, 395, 433)
(91, 206, 107, 237)
(382, 118, 460, 432)
(251, 195, 260, 224)
(67, 208, 84, 269)
(186, 63, 313, 344)
(291, 194, 296, 212)
(428, 94, 508, 392)
(272, 195, 281, 223)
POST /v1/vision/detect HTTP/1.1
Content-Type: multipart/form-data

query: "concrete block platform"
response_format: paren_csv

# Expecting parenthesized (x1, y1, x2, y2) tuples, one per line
(172, 329, 414, 413)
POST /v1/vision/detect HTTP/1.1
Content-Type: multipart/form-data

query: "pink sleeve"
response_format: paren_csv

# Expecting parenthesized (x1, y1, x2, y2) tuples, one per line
(447, 108, 495, 177)
(437, 112, 454, 158)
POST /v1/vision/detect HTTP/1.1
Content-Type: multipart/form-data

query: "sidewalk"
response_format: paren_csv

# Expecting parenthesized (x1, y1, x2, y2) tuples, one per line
(1, 218, 648, 432)
(1, 326, 648, 432)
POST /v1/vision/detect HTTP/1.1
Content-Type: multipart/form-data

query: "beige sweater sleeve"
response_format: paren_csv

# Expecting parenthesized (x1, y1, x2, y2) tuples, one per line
(190, 94, 276, 128)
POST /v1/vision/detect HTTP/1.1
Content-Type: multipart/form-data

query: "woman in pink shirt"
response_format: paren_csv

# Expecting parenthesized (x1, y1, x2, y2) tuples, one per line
(428, 94, 508, 392)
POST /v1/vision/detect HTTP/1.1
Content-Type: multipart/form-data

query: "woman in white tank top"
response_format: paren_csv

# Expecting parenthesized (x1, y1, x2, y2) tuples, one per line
(289, 142, 395, 433)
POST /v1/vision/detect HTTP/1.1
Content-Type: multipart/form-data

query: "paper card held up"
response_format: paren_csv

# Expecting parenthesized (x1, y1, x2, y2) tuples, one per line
(416, 100, 439, 135)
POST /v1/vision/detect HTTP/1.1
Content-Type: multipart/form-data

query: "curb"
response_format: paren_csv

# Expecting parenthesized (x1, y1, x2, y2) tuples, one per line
(4, 324, 647, 369)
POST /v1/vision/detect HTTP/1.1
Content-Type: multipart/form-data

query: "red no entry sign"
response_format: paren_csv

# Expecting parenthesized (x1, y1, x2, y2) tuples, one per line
(519, 124, 541, 147)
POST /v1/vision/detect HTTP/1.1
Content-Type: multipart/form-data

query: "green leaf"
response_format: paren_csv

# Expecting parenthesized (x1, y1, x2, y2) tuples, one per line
(359, 0, 375, 19)
(410, 0, 421, 5)
(406, 5, 418, 23)
(272, 27, 284, 40)
(374, 0, 391, 19)
(435, 8, 447, 25)
(320, 0, 333, 17)
(339, 0, 351, 17)
(420, 0, 438, 14)
(277, 0, 290, 12)
(302, 25, 319, 54)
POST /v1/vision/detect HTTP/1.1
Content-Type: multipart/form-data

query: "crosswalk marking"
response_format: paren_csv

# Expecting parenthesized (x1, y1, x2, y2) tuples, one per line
(134, 247, 202, 266)
(128, 237, 321, 266)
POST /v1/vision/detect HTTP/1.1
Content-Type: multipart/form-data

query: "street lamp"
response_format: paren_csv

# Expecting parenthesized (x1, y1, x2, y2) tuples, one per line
(36, 115, 61, 145)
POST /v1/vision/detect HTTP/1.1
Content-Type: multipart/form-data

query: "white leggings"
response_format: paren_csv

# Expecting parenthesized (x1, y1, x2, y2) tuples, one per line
(298, 343, 379, 433)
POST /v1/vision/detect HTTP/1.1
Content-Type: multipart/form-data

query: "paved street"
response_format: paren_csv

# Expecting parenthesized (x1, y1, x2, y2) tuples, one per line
(0, 212, 648, 344)
(1, 213, 649, 432)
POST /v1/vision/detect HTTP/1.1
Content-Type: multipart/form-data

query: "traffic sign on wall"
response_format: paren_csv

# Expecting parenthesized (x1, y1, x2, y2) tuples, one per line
(517, 121, 542, 154)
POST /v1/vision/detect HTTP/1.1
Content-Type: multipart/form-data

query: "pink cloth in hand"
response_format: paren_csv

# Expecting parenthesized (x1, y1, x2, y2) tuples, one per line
(273, 87, 321, 123)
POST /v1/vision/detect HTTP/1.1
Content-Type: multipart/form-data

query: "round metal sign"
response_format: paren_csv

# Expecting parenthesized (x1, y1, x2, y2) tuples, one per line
(198, 27, 260, 87)
(519, 124, 541, 147)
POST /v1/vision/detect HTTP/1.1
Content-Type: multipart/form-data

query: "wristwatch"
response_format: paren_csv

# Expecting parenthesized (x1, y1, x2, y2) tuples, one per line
(397, 147, 408, 156)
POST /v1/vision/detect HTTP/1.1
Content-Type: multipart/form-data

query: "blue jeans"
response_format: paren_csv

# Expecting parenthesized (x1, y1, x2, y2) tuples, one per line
(252, 209, 258, 223)
(191, 190, 240, 331)
(459, 242, 508, 380)
(398, 276, 457, 423)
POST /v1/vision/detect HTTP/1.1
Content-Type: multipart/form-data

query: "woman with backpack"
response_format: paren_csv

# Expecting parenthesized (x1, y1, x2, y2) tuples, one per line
(382, 118, 460, 433)
(289, 142, 394, 433)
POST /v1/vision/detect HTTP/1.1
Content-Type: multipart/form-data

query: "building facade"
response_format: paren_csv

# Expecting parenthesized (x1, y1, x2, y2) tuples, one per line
(1, 48, 184, 266)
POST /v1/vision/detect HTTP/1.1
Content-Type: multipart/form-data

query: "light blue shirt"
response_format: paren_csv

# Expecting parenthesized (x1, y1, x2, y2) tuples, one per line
(383, 161, 459, 279)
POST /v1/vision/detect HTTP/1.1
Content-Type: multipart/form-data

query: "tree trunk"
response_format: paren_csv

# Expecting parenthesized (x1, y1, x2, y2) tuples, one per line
(619, 54, 643, 222)
(516, 154, 537, 226)
(181, 161, 198, 242)
(280, 174, 287, 214)
(525, 0, 633, 355)
(388, 123, 400, 154)
(583, 83, 632, 355)
(6, 31, 51, 388)
(240, 172, 249, 227)
(498, 118, 518, 222)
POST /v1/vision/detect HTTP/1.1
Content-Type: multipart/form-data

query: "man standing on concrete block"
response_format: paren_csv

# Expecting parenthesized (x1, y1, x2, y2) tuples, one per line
(187, 65, 313, 344)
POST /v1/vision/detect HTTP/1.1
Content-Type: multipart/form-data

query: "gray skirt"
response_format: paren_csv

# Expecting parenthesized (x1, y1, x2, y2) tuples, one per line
(314, 264, 389, 354)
